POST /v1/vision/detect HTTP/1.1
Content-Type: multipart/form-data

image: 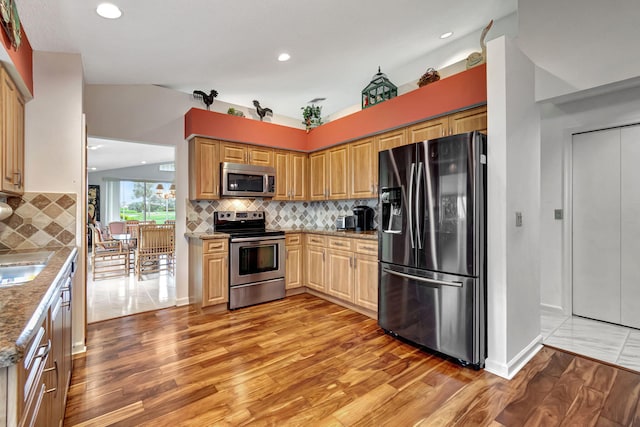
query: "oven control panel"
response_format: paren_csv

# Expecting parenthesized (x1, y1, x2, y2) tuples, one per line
(215, 211, 264, 222)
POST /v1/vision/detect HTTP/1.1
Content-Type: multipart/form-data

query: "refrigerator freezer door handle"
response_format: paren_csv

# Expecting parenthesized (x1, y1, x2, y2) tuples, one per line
(408, 163, 416, 249)
(416, 162, 424, 249)
(383, 268, 463, 288)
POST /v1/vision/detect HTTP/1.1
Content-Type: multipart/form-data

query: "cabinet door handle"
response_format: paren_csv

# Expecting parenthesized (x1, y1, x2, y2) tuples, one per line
(286, 249, 289, 259)
(349, 256, 353, 268)
(354, 257, 357, 268)
(14, 171, 22, 187)
(44, 360, 59, 394)
(322, 249, 325, 262)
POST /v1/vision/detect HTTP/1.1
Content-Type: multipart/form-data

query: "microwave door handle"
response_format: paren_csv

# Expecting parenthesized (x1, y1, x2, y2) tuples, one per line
(408, 162, 415, 249)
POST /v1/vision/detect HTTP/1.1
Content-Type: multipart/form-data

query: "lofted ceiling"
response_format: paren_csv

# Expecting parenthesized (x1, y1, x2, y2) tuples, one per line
(86, 138, 174, 172)
(17, 0, 516, 120)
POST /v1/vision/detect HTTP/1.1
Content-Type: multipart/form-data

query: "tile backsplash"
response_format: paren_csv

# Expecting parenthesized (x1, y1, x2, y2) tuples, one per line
(186, 198, 378, 233)
(0, 192, 77, 250)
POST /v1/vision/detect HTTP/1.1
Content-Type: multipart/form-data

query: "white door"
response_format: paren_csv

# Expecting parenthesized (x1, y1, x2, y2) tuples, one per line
(621, 125, 640, 328)
(572, 129, 621, 324)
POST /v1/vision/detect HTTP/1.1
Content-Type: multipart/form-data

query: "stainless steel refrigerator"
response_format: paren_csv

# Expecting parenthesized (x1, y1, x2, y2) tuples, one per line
(378, 131, 486, 368)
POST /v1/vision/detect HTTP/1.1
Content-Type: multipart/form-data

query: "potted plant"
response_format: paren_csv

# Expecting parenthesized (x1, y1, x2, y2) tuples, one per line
(301, 104, 323, 132)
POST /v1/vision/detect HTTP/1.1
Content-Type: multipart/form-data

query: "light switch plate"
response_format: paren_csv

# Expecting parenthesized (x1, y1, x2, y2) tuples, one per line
(554, 209, 563, 220)
(515, 212, 523, 227)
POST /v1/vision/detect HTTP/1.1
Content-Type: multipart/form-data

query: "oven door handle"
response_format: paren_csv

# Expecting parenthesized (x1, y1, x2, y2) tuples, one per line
(230, 237, 285, 244)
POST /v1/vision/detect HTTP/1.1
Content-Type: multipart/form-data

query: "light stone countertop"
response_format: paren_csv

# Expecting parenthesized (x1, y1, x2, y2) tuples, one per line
(0, 246, 78, 368)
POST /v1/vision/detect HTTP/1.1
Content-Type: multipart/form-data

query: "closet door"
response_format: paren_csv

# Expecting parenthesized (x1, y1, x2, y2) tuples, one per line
(572, 129, 620, 323)
(621, 125, 640, 328)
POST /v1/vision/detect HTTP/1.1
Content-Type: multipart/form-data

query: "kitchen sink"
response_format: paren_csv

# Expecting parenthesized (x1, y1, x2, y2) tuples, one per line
(0, 264, 47, 286)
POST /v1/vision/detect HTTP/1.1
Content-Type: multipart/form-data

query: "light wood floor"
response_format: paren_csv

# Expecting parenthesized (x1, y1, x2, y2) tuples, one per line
(64, 294, 640, 426)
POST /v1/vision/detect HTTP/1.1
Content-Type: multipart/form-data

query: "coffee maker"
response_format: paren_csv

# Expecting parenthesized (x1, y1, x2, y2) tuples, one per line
(352, 205, 375, 232)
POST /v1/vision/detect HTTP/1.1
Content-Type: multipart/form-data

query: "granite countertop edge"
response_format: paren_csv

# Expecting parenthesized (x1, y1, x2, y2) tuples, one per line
(185, 229, 377, 241)
(0, 246, 78, 368)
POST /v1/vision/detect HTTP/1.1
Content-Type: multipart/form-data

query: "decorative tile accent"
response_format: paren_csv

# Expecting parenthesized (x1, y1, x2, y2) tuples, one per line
(185, 198, 378, 233)
(0, 193, 77, 249)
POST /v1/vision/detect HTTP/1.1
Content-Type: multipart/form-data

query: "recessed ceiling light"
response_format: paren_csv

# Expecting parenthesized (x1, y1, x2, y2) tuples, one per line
(90, 167, 97, 171)
(96, 3, 122, 19)
(140, 161, 147, 164)
(88, 145, 102, 150)
(278, 53, 291, 62)
(440, 31, 453, 39)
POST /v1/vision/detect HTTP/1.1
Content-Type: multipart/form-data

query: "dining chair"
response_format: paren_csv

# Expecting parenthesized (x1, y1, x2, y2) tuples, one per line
(108, 221, 126, 236)
(89, 224, 129, 280)
(134, 224, 175, 279)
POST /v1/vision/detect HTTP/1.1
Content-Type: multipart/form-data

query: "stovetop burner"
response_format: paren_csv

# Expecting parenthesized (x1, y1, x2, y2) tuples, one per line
(213, 210, 284, 240)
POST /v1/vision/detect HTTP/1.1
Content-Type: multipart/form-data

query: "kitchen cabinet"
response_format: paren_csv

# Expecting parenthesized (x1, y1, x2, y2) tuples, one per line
(327, 145, 349, 200)
(189, 238, 229, 308)
(220, 141, 274, 166)
(285, 233, 303, 289)
(377, 128, 408, 152)
(407, 105, 487, 143)
(353, 240, 378, 312)
(309, 150, 327, 200)
(189, 137, 220, 200)
(326, 237, 355, 302)
(349, 137, 377, 199)
(309, 146, 349, 201)
(303, 233, 378, 314)
(0, 66, 25, 195)
(1, 251, 76, 427)
(274, 150, 307, 201)
(304, 234, 326, 292)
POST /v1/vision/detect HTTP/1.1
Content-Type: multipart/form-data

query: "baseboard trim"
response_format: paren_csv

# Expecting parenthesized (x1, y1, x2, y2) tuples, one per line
(175, 297, 190, 306)
(485, 335, 543, 379)
(540, 303, 565, 314)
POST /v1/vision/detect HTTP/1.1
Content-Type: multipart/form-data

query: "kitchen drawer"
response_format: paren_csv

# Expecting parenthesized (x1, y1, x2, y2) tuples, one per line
(355, 241, 378, 256)
(204, 239, 227, 254)
(305, 234, 326, 247)
(285, 233, 302, 246)
(327, 237, 353, 251)
(19, 319, 49, 419)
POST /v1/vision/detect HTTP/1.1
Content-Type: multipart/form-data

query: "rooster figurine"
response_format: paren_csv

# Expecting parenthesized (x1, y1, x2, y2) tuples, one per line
(253, 100, 273, 121)
(192, 89, 218, 110)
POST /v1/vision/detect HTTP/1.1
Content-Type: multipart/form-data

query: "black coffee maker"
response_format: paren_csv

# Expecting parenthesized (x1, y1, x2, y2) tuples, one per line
(352, 205, 375, 232)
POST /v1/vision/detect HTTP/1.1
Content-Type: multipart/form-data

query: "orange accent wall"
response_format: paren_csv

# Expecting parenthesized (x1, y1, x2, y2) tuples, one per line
(185, 64, 486, 152)
(1, 27, 33, 96)
(185, 109, 308, 150)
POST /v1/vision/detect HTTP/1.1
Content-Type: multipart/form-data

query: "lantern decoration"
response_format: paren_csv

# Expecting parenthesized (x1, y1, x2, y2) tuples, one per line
(361, 66, 397, 109)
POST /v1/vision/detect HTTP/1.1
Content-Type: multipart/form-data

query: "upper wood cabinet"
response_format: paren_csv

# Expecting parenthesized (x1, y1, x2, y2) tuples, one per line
(220, 141, 274, 166)
(377, 129, 407, 152)
(349, 137, 377, 199)
(189, 137, 220, 200)
(407, 117, 449, 143)
(274, 150, 307, 201)
(407, 106, 487, 144)
(309, 150, 327, 200)
(327, 145, 349, 200)
(0, 66, 25, 195)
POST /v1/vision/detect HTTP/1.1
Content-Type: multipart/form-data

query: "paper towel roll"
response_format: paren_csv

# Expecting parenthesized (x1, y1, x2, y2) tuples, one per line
(0, 202, 13, 221)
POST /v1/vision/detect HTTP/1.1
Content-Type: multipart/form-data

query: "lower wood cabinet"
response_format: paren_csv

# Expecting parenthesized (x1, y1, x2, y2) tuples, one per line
(304, 233, 378, 314)
(285, 233, 303, 290)
(304, 234, 326, 292)
(189, 238, 229, 308)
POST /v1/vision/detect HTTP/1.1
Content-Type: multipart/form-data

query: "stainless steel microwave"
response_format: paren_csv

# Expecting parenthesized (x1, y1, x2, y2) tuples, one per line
(221, 162, 276, 198)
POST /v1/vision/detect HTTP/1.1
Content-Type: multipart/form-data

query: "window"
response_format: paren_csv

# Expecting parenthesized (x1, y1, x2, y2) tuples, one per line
(118, 180, 175, 223)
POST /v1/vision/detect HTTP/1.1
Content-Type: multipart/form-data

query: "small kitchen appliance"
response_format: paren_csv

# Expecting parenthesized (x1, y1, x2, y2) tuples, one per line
(352, 206, 375, 232)
(336, 215, 355, 231)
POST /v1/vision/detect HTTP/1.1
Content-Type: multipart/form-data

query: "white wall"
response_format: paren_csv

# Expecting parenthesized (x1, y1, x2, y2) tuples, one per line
(24, 51, 86, 353)
(485, 36, 542, 379)
(518, 0, 640, 102)
(539, 85, 640, 314)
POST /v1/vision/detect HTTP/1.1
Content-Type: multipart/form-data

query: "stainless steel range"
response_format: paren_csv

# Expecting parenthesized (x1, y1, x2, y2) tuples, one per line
(213, 210, 285, 309)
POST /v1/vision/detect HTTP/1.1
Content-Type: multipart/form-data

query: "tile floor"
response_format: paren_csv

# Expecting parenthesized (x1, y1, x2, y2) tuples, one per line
(87, 258, 176, 323)
(541, 307, 640, 372)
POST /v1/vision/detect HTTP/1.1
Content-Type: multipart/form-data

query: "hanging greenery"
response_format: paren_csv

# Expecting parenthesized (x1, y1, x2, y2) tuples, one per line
(301, 104, 323, 131)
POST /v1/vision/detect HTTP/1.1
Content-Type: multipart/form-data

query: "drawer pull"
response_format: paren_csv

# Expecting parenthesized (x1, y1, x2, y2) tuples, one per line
(44, 360, 59, 395)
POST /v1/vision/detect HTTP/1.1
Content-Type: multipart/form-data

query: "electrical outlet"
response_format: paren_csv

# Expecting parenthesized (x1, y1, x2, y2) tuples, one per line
(554, 209, 563, 220)
(515, 212, 523, 227)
